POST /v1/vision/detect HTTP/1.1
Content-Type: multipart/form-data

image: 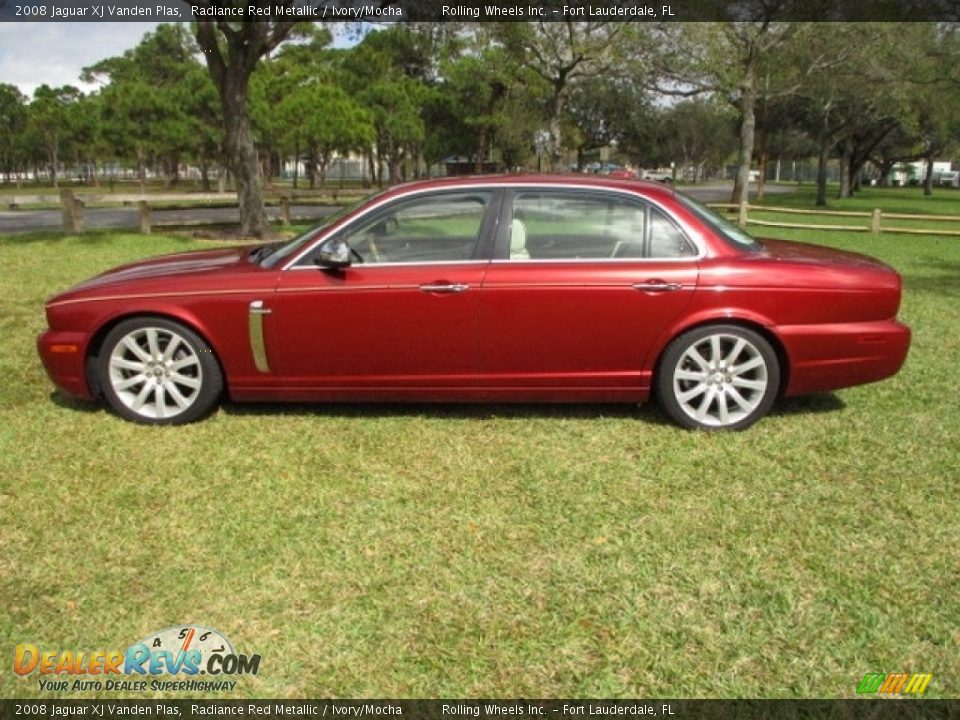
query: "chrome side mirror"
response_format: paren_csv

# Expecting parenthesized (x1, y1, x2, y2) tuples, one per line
(315, 238, 352, 270)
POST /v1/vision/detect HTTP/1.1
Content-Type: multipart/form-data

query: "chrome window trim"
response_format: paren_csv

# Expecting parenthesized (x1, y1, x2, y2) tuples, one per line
(505, 187, 701, 262)
(282, 182, 707, 270)
(287, 259, 490, 271)
(488, 256, 698, 265)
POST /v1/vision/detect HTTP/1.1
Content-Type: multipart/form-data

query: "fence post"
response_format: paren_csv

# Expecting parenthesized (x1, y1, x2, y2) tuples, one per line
(870, 208, 882, 235)
(280, 195, 291, 225)
(738, 199, 749, 228)
(61, 189, 85, 233)
(138, 201, 151, 234)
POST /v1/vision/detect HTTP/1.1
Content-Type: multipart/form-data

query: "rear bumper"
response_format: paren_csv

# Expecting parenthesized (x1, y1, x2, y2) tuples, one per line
(779, 319, 910, 396)
(37, 329, 95, 400)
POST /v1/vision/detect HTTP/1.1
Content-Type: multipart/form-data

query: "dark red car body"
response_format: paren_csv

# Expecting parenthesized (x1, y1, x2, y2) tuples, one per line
(38, 175, 910, 420)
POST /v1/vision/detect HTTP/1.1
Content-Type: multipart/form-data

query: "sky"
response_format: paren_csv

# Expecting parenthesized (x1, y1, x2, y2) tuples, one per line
(0, 22, 161, 96)
(0, 22, 358, 98)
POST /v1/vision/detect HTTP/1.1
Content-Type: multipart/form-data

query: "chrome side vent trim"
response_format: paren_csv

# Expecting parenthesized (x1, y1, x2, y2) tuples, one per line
(248, 300, 272, 373)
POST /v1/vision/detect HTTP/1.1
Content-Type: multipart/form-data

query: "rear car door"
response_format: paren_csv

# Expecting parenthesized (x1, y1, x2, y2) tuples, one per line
(478, 188, 700, 399)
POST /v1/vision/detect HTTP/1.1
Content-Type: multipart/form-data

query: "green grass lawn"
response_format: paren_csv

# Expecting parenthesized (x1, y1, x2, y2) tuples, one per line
(0, 216, 958, 699)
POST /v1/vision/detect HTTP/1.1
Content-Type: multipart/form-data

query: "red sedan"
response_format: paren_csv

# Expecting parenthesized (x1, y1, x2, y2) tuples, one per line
(38, 175, 910, 430)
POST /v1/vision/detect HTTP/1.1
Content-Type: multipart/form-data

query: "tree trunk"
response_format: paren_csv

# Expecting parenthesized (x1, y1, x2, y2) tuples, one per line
(755, 107, 768, 200)
(547, 85, 566, 173)
(815, 139, 830, 207)
(319, 150, 330, 189)
(838, 145, 851, 199)
(137, 148, 147, 194)
(475, 125, 491, 174)
(389, 151, 403, 185)
(365, 150, 376, 188)
(222, 75, 269, 237)
(876, 160, 893, 187)
(923, 156, 934, 196)
(199, 155, 211, 192)
(293, 136, 300, 190)
(49, 142, 59, 189)
(170, 155, 180, 187)
(731, 63, 756, 205)
(307, 147, 317, 190)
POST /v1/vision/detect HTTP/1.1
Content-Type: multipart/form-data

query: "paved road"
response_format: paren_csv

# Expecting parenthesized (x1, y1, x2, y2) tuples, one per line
(0, 204, 341, 234)
(0, 181, 795, 234)
(684, 180, 797, 203)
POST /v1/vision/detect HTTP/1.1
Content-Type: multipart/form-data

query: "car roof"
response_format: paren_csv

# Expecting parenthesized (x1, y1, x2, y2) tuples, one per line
(376, 173, 678, 203)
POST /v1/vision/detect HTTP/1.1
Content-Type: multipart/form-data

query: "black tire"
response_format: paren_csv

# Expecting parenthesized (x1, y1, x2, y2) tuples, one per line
(97, 317, 223, 425)
(656, 324, 779, 431)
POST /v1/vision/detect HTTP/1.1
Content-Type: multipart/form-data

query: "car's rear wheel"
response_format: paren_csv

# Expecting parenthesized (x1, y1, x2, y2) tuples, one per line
(656, 325, 779, 430)
(98, 318, 223, 425)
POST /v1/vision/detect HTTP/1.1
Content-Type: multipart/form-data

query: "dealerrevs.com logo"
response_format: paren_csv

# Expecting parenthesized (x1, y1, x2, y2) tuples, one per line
(856, 672, 933, 696)
(14, 625, 261, 693)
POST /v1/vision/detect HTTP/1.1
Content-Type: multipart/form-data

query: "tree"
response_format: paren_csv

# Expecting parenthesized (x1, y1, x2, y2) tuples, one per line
(83, 24, 218, 191)
(26, 85, 83, 188)
(785, 24, 922, 204)
(658, 99, 737, 183)
(565, 79, 630, 171)
(655, 21, 816, 204)
(0, 83, 27, 185)
(250, 25, 336, 188)
(493, 21, 645, 171)
(192, 7, 311, 236)
(340, 29, 429, 185)
(276, 83, 374, 189)
(67, 92, 107, 186)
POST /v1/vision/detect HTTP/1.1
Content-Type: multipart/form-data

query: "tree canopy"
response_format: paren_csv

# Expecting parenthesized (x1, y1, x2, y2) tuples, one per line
(4, 19, 958, 222)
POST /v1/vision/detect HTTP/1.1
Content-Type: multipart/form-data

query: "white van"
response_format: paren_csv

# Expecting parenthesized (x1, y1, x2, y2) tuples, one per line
(937, 170, 959, 188)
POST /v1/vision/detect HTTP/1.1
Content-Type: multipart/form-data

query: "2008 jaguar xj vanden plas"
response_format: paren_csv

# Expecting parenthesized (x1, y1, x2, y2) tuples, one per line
(37, 175, 911, 430)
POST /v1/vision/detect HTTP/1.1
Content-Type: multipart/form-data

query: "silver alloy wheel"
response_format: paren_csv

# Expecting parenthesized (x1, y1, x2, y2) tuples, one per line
(671, 332, 769, 428)
(107, 326, 203, 420)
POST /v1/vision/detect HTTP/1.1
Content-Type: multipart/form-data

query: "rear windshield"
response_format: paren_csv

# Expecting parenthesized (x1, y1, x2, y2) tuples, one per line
(676, 194, 763, 252)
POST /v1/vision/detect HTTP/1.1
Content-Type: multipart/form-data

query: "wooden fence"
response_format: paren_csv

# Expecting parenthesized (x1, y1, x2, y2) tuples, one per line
(10, 189, 364, 233)
(6, 190, 960, 237)
(710, 201, 960, 237)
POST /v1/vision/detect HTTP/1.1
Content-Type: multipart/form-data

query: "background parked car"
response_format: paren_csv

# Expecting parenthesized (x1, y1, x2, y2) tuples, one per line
(640, 169, 673, 183)
(936, 170, 959, 188)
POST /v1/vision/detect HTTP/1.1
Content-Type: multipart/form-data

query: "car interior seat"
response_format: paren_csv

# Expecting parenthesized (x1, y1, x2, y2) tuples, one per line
(510, 218, 529, 260)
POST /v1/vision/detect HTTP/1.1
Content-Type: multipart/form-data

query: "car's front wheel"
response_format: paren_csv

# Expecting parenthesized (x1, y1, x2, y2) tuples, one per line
(98, 317, 223, 425)
(656, 325, 779, 430)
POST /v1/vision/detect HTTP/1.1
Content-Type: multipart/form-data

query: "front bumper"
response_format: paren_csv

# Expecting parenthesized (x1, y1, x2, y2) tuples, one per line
(37, 329, 95, 400)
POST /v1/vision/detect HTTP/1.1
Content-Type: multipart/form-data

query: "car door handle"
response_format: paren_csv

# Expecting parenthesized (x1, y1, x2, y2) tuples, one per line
(633, 281, 682, 292)
(419, 283, 469, 293)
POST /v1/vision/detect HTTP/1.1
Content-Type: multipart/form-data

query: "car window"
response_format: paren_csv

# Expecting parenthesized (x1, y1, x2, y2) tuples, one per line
(340, 192, 492, 265)
(650, 208, 697, 258)
(262, 190, 384, 268)
(675, 193, 763, 252)
(509, 192, 647, 260)
(506, 191, 696, 260)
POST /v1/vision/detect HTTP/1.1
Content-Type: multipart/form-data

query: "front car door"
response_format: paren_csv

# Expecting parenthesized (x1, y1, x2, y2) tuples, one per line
(478, 187, 700, 400)
(266, 189, 498, 398)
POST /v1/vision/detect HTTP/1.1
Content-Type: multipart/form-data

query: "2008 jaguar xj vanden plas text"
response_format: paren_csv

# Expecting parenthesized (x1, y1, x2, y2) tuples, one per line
(37, 175, 910, 430)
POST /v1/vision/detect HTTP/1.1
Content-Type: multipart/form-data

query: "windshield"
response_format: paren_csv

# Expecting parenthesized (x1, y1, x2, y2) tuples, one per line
(259, 190, 384, 268)
(676, 193, 763, 252)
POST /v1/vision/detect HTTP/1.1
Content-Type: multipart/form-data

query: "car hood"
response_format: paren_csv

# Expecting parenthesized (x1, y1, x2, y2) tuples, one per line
(68, 245, 253, 293)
